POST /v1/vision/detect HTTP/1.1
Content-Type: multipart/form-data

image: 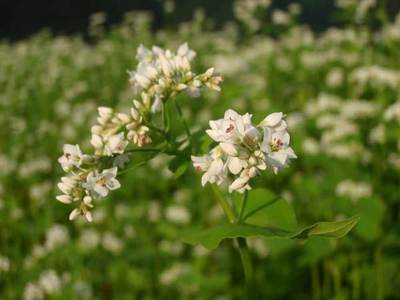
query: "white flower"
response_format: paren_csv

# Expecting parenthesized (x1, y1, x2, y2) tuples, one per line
(58, 144, 83, 171)
(193, 109, 297, 192)
(90, 134, 104, 150)
(202, 157, 226, 186)
(261, 128, 297, 174)
(69, 208, 81, 221)
(259, 112, 288, 131)
(104, 133, 128, 155)
(206, 109, 259, 146)
(128, 43, 222, 111)
(55, 194, 72, 204)
(84, 167, 121, 199)
(191, 154, 212, 173)
(57, 176, 78, 196)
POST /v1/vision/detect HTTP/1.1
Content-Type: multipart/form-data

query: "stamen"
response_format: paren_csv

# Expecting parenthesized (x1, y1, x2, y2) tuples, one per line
(226, 124, 234, 133)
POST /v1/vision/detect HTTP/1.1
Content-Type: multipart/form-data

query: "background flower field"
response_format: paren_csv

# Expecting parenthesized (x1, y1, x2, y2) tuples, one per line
(0, 1, 399, 299)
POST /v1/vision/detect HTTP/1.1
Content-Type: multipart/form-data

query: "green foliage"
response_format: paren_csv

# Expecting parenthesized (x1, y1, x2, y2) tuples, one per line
(182, 189, 358, 249)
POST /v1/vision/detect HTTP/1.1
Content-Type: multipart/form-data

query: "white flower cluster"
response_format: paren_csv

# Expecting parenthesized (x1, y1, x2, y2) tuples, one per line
(57, 43, 223, 221)
(57, 144, 120, 222)
(192, 109, 297, 193)
(129, 43, 223, 112)
(91, 104, 151, 156)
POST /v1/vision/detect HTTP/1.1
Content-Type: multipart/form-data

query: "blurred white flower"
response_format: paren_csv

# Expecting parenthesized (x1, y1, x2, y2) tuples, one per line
(44, 224, 70, 251)
(78, 229, 100, 250)
(384, 101, 400, 122)
(336, 180, 372, 202)
(165, 205, 191, 224)
(159, 263, 191, 285)
(38, 270, 62, 294)
(24, 283, 44, 300)
(102, 232, 124, 254)
(0, 255, 10, 272)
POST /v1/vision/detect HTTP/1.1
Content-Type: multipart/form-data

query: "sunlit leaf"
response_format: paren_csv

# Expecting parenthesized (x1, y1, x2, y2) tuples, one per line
(290, 215, 360, 239)
(182, 216, 359, 250)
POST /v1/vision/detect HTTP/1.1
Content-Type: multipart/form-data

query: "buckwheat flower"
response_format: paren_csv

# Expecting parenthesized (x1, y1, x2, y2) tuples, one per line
(56, 194, 73, 204)
(229, 171, 252, 193)
(199, 155, 227, 186)
(69, 208, 81, 221)
(128, 43, 223, 110)
(57, 176, 80, 200)
(97, 106, 113, 125)
(58, 144, 83, 171)
(104, 133, 128, 155)
(206, 109, 258, 145)
(261, 128, 297, 174)
(192, 109, 297, 192)
(259, 112, 288, 131)
(191, 154, 212, 174)
(84, 167, 121, 199)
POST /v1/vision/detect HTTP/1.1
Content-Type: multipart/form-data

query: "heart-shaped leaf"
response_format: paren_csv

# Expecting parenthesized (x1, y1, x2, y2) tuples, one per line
(182, 187, 359, 249)
(182, 215, 359, 250)
(182, 223, 291, 249)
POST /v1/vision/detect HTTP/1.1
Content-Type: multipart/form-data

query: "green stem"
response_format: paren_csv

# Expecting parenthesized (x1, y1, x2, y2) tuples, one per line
(210, 185, 254, 285)
(238, 190, 248, 221)
(237, 237, 254, 284)
(311, 264, 321, 300)
(210, 185, 235, 223)
(173, 99, 192, 141)
(126, 147, 162, 153)
(375, 244, 384, 300)
(351, 254, 360, 300)
(162, 102, 171, 133)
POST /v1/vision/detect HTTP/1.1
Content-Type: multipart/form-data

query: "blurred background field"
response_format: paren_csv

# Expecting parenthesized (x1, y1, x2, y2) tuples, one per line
(0, 0, 400, 299)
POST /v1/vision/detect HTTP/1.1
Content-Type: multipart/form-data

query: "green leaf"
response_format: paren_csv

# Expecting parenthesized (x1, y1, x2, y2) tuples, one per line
(290, 215, 360, 239)
(182, 223, 291, 250)
(182, 189, 359, 250)
(182, 215, 359, 250)
(168, 155, 189, 178)
(232, 188, 297, 231)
